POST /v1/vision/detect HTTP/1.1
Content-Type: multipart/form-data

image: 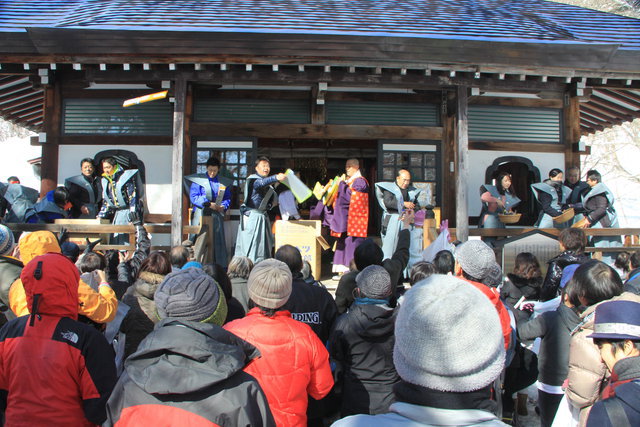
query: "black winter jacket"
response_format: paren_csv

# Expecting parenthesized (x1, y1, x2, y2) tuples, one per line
(518, 303, 581, 386)
(624, 267, 640, 295)
(283, 274, 338, 343)
(329, 302, 399, 416)
(106, 319, 275, 427)
(540, 251, 590, 301)
(335, 228, 410, 314)
(501, 273, 542, 325)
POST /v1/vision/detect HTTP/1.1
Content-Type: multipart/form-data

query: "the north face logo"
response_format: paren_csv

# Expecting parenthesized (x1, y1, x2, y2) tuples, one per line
(60, 331, 79, 344)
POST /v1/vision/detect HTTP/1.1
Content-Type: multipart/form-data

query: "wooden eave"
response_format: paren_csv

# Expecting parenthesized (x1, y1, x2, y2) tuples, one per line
(1, 27, 638, 79)
(1, 28, 640, 135)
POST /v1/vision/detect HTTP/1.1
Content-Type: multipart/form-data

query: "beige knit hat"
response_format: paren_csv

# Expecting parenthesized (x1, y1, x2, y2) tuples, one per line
(248, 259, 292, 309)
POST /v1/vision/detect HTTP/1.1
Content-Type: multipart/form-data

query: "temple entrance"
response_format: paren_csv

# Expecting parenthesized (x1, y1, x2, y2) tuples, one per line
(258, 138, 378, 235)
(484, 156, 541, 226)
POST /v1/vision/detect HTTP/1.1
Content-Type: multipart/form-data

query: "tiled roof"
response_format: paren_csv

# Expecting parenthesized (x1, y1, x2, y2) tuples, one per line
(0, 0, 639, 48)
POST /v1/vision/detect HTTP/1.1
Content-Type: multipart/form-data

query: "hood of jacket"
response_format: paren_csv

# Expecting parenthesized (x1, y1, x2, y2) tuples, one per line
(349, 303, 397, 339)
(20, 253, 79, 320)
(18, 231, 61, 264)
(125, 318, 260, 395)
(133, 271, 165, 299)
(547, 251, 590, 269)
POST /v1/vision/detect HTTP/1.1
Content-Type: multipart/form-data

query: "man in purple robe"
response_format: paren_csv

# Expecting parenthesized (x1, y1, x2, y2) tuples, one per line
(330, 159, 369, 280)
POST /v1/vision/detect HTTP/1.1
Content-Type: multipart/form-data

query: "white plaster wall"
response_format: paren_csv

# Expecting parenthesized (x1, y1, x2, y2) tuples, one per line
(468, 150, 565, 216)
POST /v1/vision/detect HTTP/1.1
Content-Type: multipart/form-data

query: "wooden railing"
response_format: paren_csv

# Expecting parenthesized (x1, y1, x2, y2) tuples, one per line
(5, 216, 216, 263)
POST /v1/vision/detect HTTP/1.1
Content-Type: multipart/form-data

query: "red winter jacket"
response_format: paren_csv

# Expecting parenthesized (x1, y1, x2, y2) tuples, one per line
(0, 253, 117, 426)
(224, 308, 334, 426)
(462, 278, 513, 351)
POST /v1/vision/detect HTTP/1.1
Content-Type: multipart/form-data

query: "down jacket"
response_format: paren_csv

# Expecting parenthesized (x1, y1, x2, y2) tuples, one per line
(501, 273, 542, 325)
(329, 302, 399, 416)
(540, 251, 590, 301)
(224, 308, 334, 426)
(0, 253, 117, 426)
(566, 291, 640, 426)
(120, 271, 166, 358)
(106, 318, 275, 427)
(9, 231, 117, 323)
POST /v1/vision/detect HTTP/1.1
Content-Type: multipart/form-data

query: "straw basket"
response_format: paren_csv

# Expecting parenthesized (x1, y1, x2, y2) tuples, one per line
(498, 213, 521, 224)
(572, 217, 589, 228)
(553, 208, 575, 224)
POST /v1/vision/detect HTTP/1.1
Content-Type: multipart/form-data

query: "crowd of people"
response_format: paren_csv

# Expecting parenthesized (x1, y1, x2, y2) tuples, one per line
(0, 215, 637, 425)
(0, 157, 637, 426)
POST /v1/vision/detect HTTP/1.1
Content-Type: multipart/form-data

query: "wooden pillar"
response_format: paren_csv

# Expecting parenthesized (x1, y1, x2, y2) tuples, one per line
(41, 84, 61, 196)
(455, 86, 469, 242)
(182, 83, 193, 229)
(563, 93, 581, 172)
(441, 90, 456, 225)
(171, 77, 187, 247)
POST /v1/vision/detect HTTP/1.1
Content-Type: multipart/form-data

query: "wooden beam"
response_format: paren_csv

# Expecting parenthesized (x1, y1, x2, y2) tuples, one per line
(84, 68, 567, 92)
(182, 82, 194, 234)
(171, 76, 187, 247)
(441, 91, 456, 225)
(599, 89, 640, 110)
(580, 111, 618, 127)
(455, 85, 469, 242)
(469, 96, 563, 108)
(40, 84, 61, 196)
(310, 83, 325, 125)
(581, 105, 623, 125)
(609, 89, 640, 104)
(469, 141, 565, 152)
(582, 101, 633, 122)
(2, 98, 43, 115)
(580, 119, 604, 132)
(57, 135, 173, 145)
(0, 93, 43, 111)
(563, 94, 580, 172)
(0, 86, 40, 104)
(590, 94, 640, 118)
(190, 122, 443, 140)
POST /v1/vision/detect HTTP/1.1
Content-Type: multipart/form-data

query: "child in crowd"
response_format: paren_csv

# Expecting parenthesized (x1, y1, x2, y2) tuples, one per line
(519, 260, 621, 427)
(586, 300, 640, 426)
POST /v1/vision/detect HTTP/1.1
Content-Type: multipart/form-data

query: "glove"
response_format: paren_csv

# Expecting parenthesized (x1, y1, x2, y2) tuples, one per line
(84, 237, 102, 255)
(57, 227, 69, 244)
(202, 201, 211, 208)
(521, 303, 535, 313)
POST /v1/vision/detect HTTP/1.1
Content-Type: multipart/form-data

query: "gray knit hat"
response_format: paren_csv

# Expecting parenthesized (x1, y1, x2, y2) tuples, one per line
(248, 259, 292, 309)
(356, 265, 392, 299)
(0, 225, 15, 256)
(454, 240, 495, 280)
(483, 262, 503, 288)
(394, 274, 506, 392)
(154, 267, 228, 325)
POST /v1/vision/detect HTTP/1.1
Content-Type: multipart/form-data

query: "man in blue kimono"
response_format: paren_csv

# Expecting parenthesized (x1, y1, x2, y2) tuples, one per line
(234, 157, 285, 263)
(185, 156, 232, 268)
(375, 169, 425, 274)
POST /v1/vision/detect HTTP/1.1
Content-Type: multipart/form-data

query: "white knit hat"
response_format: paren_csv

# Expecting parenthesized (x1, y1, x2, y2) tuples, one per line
(0, 225, 15, 256)
(393, 274, 506, 392)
